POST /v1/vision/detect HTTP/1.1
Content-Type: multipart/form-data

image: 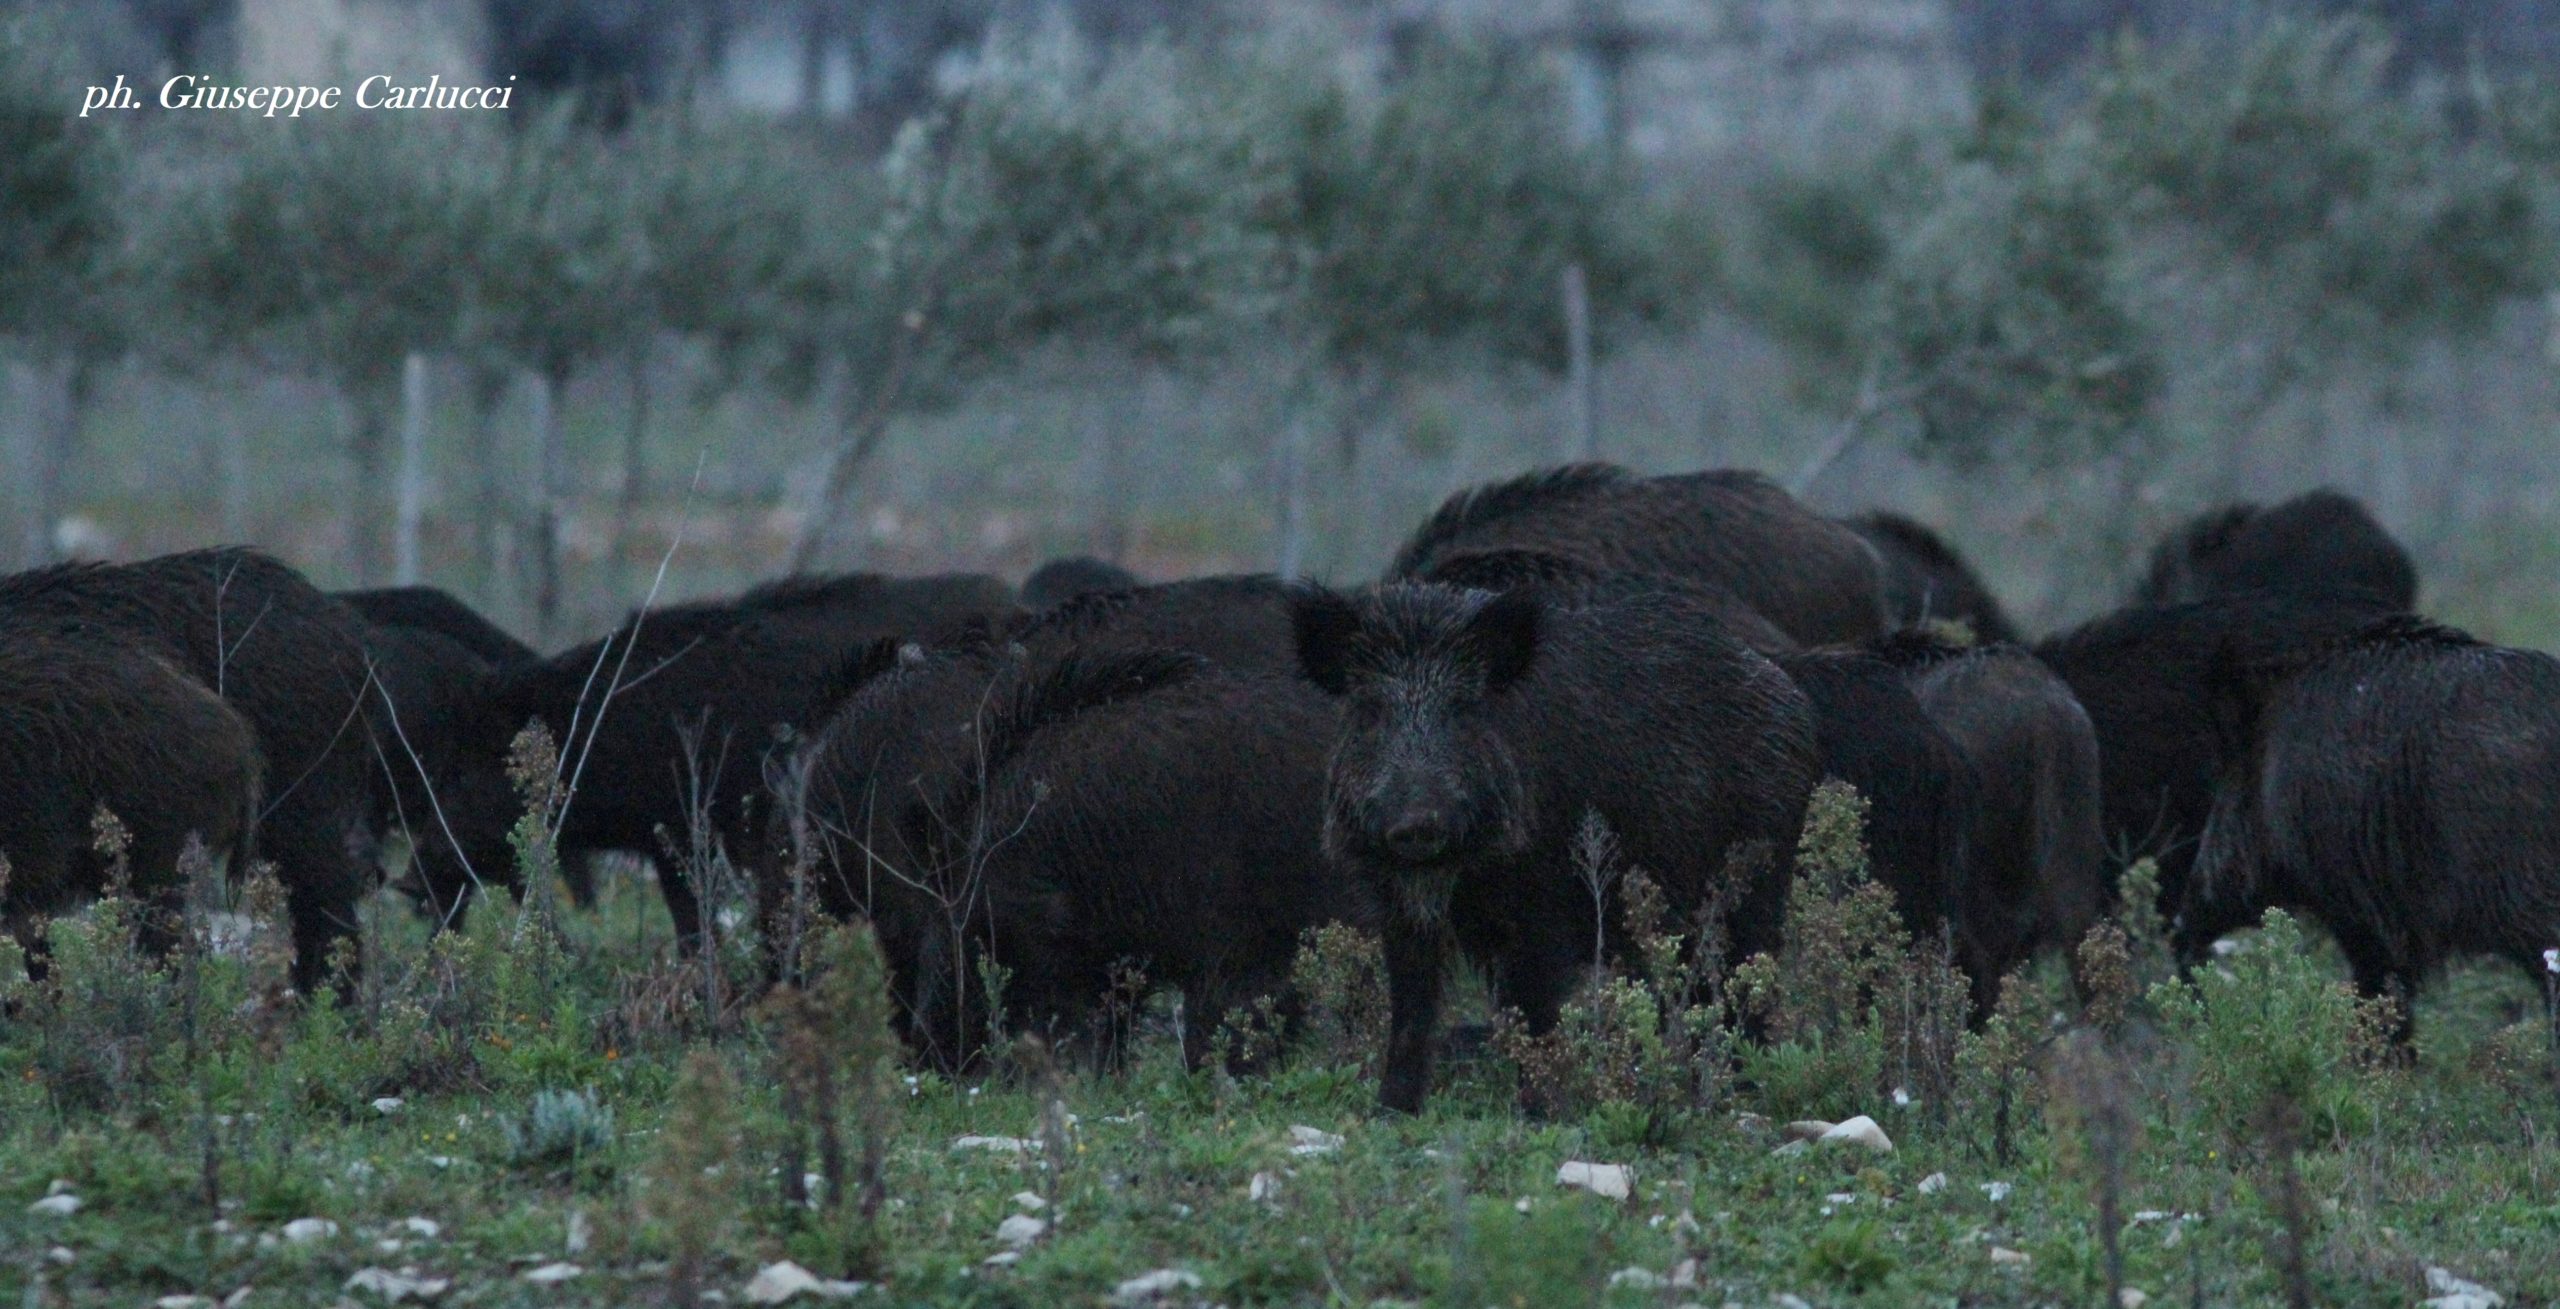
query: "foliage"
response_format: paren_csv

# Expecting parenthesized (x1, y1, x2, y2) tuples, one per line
(1241, 28, 1669, 375)
(2150, 909, 2396, 1144)
(499, 1087, 617, 1174)
(0, 19, 125, 350)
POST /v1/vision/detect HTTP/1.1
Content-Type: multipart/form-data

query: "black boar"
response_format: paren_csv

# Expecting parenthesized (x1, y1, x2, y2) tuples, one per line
(1293, 580, 1819, 1112)
(1845, 512, 2022, 645)
(878, 653, 1364, 1073)
(1020, 556, 1142, 608)
(0, 628, 263, 956)
(2135, 489, 2418, 610)
(1387, 463, 1889, 645)
(0, 549, 382, 992)
(2032, 591, 2397, 943)
(1772, 645, 1976, 973)
(1414, 547, 1801, 656)
(412, 570, 1013, 943)
(2188, 617, 2560, 1026)
(337, 586, 539, 667)
(763, 574, 1313, 979)
(1866, 631, 2106, 1006)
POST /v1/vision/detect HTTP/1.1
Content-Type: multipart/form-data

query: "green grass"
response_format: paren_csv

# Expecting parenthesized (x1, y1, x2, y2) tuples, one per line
(4, 869, 2556, 1308)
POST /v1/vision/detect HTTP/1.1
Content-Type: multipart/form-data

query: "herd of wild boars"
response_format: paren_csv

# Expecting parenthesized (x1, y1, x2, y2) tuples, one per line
(5, 464, 2555, 1110)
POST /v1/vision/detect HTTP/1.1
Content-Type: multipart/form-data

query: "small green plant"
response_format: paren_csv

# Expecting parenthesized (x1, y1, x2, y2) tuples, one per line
(2151, 910, 2391, 1144)
(1288, 922, 1389, 1072)
(1799, 1218, 1897, 1292)
(1733, 782, 1969, 1120)
(640, 1047, 744, 1303)
(501, 1087, 616, 1175)
(757, 920, 903, 1276)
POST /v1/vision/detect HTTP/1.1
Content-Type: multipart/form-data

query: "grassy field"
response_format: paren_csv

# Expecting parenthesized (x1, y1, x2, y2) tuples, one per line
(5, 804, 2558, 1309)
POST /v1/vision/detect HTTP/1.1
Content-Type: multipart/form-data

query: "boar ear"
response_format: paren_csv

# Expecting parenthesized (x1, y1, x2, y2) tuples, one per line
(1465, 589, 1542, 692)
(1291, 585, 1363, 696)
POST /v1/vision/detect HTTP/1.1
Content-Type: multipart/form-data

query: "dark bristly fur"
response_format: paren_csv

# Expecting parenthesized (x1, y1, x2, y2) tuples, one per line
(1774, 645, 1978, 988)
(884, 655, 1362, 1073)
(1294, 580, 1818, 1113)
(762, 576, 1312, 989)
(0, 628, 264, 958)
(1868, 631, 2106, 1008)
(1414, 548, 1802, 655)
(2190, 616, 2560, 1031)
(0, 549, 380, 993)
(1845, 512, 2023, 645)
(1020, 556, 1143, 609)
(336, 586, 539, 667)
(1388, 463, 1890, 646)
(412, 571, 1016, 944)
(2135, 489, 2419, 610)
(2032, 590, 2400, 946)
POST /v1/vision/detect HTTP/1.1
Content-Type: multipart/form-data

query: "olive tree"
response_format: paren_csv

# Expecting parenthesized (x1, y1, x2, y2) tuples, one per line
(165, 115, 487, 584)
(787, 27, 1287, 569)
(0, 22, 130, 564)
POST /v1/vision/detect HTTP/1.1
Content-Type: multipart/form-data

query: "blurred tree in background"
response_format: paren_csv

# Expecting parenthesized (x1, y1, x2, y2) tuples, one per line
(0, 3, 2555, 637)
(0, 20, 130, 564)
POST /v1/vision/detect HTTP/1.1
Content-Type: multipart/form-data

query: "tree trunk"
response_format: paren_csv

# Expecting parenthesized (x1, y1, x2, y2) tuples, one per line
(1562, 262, 1597, 462)
(616, 336, 652, 578)
(530, 365, 568, 637)
(469, 365, 511, 599)
(1095, 373, 1138, 563)
(347, 377, 393, 586)
(1274, 388, 1314, 581)
(395, 351, 430, 585)
(798, 0, 832, 120)
(22, 352, 90, 564)
(791, 321, 925, 573)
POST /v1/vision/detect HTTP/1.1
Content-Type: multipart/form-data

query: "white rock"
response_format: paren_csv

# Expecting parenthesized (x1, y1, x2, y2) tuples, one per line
(346, 1266, 452, 1302)
(1825, 1192, 1858, 1206)
(1989, 1247, 2031, 1267)
(426, 1156, 453, 1169)
(29, 1194, 81, 1216)
(1781, 1120, 1836, 1142)
(1917, 1173, 1948, 1195)
(222, 1289, 252, 1309)
(951, 1135, 1034, 1154)
(1010, 1192, 1047, 1212)
(280, 1218, 339, 1243)
(401, 1217, 442, 1239)
(742, 1261, 823, 1304)
(1890, 1086, 1913, 1107)
(981, 1251, 1021, 1268)
(1768, 1140, 1810, 1158)
(1288, 1125, 1344, 1156)
(1776, 1295, 1815, 1309)
(377, 1239, 406, 1254)
(1980, 1181, 2013, 1203)
(521, 1262, 583, 1284)
(1112, 1269, 1203, 1304)
(565, 1210, 592, 1255)
(154, 1297, 215, 1309)
(1818, 1116, 1894, 1153)
(1513, 1197, 1533, 1214)
(1555, 1161, 1632, 1201)
(1248, 1172, 1281, 1203)
(995, 1214, 1048, 1248)
(2423, 1268, 2505, 1309)
(1608, 1268, 1668, 1290)
(2118, 1290, 2150, 1309)
(45, 1247, 74, 1266)
(1669, 1258, 1698, 1288)
(372, 1097, 405, 1116)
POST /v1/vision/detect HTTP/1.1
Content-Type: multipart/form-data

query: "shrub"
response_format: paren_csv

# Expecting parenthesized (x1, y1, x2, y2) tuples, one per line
(2150, 909, 2393, 1144)
(500, 1087, 617, 1175)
